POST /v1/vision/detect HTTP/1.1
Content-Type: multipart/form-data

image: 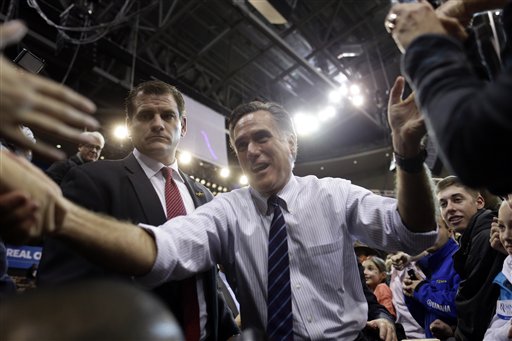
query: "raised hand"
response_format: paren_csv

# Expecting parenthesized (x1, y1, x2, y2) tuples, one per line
(0, 20, 99, 160)
(387, 76, 426, 157)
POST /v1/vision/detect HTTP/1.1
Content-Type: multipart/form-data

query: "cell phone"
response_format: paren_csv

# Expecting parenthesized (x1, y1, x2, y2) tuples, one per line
(13, 48, 45, 74)
(407, 268, 418, 280)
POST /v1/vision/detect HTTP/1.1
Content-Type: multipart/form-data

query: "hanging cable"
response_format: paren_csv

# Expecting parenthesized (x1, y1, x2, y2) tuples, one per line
(26, 0, 159, 45)
(130, 10, 139, 89)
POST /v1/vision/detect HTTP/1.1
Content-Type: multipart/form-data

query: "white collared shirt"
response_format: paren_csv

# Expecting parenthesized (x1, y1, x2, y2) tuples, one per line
(139, 173, 437, 340)
(133, 149, 195, 216)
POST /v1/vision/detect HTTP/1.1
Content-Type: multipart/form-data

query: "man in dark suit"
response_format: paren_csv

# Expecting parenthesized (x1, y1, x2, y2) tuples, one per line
(45, 131, 105, 185)
(37, 80, 238, 341)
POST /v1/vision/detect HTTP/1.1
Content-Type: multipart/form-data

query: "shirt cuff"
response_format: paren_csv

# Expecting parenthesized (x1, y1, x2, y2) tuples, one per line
(392, 210, 438, 256)
(135, 223, 174, 288)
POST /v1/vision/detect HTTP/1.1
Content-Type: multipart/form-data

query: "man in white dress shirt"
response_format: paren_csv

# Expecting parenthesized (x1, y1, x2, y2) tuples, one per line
(0, 77, 438, 340)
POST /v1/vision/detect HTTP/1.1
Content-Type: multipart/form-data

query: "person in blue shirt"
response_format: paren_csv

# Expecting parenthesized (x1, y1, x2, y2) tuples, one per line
(402, 219, 460, 339)
(484, 200, 512, 340)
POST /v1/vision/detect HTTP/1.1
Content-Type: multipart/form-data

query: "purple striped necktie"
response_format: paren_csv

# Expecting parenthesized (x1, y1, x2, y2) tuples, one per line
(267, 195, 293, 340)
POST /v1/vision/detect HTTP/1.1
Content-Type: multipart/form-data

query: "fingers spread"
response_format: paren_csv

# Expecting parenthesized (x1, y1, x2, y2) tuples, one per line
(0, 20, 28, 49)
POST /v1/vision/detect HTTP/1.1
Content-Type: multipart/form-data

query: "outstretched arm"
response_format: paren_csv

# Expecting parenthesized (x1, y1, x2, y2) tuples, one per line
(388, 76, 437, 233)
(0, 151, 156, 275)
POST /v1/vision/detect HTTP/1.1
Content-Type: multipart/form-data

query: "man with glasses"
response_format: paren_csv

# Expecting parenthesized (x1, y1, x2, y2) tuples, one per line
(46, 131, 105, 185)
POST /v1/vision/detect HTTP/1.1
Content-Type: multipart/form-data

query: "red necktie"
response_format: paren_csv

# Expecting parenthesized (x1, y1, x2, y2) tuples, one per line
(162, 167, 200, 341)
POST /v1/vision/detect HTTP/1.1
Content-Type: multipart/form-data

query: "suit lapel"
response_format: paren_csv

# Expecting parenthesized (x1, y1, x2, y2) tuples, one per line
(180, 169, 211, 208)
(124, 154, 167, 225)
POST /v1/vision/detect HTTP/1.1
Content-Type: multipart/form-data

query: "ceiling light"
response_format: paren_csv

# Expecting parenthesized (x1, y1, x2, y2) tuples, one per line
(351, 94, 365, 107)
(336, 44, 364, 59)
(318, 106, 336, 121)
(179, 151, 192, 164)
(113, 124, 129, 140)
(349, 84, 361, 96)
(220, 168, 230, 178)
(239, 175, 248, 185)
(294, 113, 319, 136)
(328, 89, 342, 103)
(248, 0, 288, 24)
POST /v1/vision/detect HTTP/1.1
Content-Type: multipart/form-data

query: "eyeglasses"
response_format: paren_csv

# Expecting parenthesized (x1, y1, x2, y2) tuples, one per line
(84, 144, 103, 151)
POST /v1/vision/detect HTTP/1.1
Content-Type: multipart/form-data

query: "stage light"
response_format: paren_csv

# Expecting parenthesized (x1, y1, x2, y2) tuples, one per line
(318, 106, 336, 121)
(220, 167, 230, 178)
(294, 112, 319, 136)
(113, 124, 129, 140)
(239, 175, 248, 185)
(179, 151, 192, 164)
(351, 94, 365, 107)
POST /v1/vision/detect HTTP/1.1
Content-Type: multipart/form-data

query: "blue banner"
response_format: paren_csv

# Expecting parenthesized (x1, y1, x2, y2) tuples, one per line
(5, 245, 42, 269)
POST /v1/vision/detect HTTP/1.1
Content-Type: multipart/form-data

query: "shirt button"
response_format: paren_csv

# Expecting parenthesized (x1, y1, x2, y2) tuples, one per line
(295, 284, 301, 289)
(307, 316, 312, 323)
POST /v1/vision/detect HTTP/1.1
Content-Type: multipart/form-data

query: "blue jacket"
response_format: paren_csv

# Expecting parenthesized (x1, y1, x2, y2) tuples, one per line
(405, 238, 460, 338)
(483, 255, 512, 341)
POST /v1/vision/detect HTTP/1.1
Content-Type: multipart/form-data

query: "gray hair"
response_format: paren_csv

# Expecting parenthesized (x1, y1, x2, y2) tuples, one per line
(81, 131, 105, 148)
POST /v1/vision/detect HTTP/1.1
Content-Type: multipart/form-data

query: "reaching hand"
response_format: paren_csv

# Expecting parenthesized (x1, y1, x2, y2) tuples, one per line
(490, 216, 507, 255)
(390, 252, 411, 271)
(0, 190, 39, 244)
(402, 277, 422, 297)
(385, 1, 449, 53)
(0, 20, 28, 49)
(0, 151, 66, 243)
(429, 319, 455, 339)
(0, 20, 99, 161)
(387, 76, 426, 157)
(366, 318, 397, 341)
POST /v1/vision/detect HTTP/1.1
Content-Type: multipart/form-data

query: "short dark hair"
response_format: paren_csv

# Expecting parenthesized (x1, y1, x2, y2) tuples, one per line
(228, 101, 297, 157)
(125, 80, 185, 120)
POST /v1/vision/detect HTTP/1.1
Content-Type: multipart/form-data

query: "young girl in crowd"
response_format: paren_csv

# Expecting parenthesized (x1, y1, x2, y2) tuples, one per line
(484, 200, 512, 340)
(363, 256, 396, 318)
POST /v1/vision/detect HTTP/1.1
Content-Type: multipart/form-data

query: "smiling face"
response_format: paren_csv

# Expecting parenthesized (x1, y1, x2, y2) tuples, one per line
(362, 258, 386, 290)
(232, 110, 295, 197)
(128, 92, 186, 165)
(437, 185, 484, 233)
(498, 201, 512, 256)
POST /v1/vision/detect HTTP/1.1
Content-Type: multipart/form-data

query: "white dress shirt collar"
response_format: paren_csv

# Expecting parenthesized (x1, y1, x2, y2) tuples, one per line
(133, 148, 184, 183)
(249, 173, 295, 215)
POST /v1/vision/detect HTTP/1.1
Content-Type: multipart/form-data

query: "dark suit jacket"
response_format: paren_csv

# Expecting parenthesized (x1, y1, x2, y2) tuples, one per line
(45, 154, 84, 185)
(37, 153, 238, 340)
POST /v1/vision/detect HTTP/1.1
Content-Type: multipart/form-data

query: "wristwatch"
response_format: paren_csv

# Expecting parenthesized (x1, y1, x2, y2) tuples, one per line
(393, 148, 427, 173)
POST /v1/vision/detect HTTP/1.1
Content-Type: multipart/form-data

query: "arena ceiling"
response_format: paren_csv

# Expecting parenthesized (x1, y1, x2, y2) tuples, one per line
(2, 0, 408, 188)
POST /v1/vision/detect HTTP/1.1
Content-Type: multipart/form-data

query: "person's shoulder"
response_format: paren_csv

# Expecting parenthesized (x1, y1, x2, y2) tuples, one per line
(79, 158, 124, 172)
(46, 158, 70, 170)
(471, 209, 495, 234)
(295, 174, 350, 187)
(374, 283, 392, 295)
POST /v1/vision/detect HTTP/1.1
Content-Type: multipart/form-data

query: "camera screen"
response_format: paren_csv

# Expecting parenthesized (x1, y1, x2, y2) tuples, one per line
(14, 49, 45, 74)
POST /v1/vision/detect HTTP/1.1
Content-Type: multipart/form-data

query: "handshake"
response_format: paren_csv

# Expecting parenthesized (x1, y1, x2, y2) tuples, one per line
(0, 151, 68, 243)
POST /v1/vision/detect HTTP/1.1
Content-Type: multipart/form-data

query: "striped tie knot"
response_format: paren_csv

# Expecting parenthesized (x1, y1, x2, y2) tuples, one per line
(268, 195, 280, 210)
(161, 166, 171, 180)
